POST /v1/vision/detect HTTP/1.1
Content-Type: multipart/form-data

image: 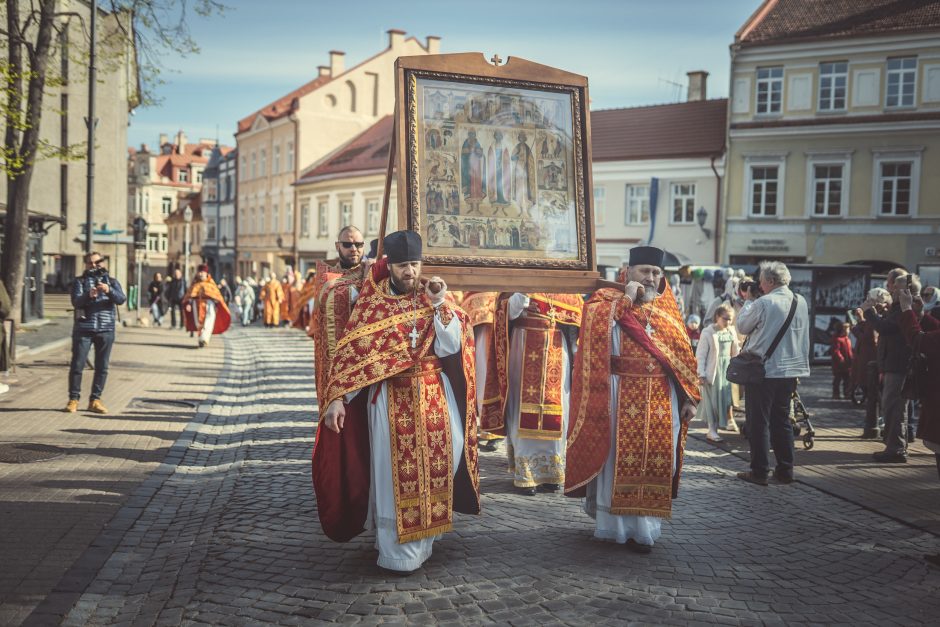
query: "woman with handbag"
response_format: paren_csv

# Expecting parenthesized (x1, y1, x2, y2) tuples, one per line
(898, 285, 939, 568)
(696, 304, 740, 442)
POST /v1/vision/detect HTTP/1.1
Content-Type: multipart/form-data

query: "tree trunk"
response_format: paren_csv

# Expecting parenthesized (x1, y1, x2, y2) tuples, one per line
(1, 0, 56, 323)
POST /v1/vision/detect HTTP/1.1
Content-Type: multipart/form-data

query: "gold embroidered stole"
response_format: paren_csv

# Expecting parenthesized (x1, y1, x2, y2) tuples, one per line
(516, 315, 566, 440)
(609, 328, 676, 518)
(387, 356, 455, 543)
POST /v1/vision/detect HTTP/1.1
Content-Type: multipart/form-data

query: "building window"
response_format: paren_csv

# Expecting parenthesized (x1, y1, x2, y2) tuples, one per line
(339, 200, 352, 227)
(161, 196, 173, 215)
(178, 169, 189, 183)
(301, 203, 310, 237)
(287, 142, 295, 172)
(260, 150, 267, 177)
(272, 203, 279, 233)
(366, 199, 380, 236)
(285, 202, 293, 234)
(207, 217, 217, 240)
(195, 170, 203, 183)
(886, 57, 917, 108)
(240, 156, 247, 179)
(258, 205, 265, 233)
(318, 201, 328, 237)
(818, 61, 847, 111)
(250, 208, 256, 234)
(593, 186, 606, 226)
(160, 233, 167, 252)
(147, 233, 159, 252)
(749, 166, 779, 217)
(273, 145, 281, 175)
(811, 164, 844, 217)
(878, 162, 912, 216)
(755, 66, 783, 115)
(625, 184, 649, 225)
(250, 153, 257, 179)
(670, 183, 695, 224)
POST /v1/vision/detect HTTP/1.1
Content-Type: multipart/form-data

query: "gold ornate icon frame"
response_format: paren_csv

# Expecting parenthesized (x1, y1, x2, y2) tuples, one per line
(393, 53, 599, 292)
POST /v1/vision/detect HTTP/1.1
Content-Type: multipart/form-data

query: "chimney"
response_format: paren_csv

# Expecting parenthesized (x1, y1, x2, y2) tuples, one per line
(140, 143, 149, 153)
(426, 35, 441, 55)
(159, 133, 168, 146)
(329, 50, 345, 76)
(318, 65, 331, 78)
(686, 70, 708, 102)
(387, 28, 406, 50)
(176, 130, 187, 153)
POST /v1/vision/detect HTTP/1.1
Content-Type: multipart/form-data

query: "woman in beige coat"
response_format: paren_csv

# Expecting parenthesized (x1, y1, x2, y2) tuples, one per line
(695, 304, 741, 442)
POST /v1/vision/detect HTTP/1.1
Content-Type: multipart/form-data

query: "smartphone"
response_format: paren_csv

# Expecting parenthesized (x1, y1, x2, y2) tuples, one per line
(846, 309, 857, 325)
(905, 274, 913, 289)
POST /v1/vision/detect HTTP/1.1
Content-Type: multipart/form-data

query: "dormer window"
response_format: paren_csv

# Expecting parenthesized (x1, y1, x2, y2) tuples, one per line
(178, 169, 189, 183)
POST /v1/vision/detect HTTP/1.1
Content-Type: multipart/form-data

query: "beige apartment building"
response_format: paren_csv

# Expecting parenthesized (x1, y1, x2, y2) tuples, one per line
(127, 132, 218, 279)
(294, 117, 395, 270)
(165, 193, 204, 281)
(235, 30, 438, 279)
(591, 73, 726, 275)
(0, 2, 138, 319)
(723, 0, 940, 273)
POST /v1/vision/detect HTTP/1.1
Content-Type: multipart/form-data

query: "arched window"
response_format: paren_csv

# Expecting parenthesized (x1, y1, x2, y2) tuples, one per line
(325, 94, 337, 108)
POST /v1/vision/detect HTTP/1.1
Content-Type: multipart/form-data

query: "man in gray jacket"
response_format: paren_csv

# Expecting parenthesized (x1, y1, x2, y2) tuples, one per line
(735, 261, 810, 485)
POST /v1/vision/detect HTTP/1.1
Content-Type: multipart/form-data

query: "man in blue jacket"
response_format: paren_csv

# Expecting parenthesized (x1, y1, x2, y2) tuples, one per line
(66, 251, 126, 413)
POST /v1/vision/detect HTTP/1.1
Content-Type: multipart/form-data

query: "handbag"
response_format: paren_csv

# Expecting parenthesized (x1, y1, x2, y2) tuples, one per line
(901, 331, 928, 401)
(726, 295, 798, 385)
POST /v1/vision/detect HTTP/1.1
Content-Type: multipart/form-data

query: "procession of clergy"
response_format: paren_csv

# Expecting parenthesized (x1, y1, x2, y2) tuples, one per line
(305, 225, 699, 575)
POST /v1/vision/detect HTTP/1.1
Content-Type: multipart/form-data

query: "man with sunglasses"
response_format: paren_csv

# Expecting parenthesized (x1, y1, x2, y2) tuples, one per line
(335, 225, 365, 270)
(66, 251, 126, 413)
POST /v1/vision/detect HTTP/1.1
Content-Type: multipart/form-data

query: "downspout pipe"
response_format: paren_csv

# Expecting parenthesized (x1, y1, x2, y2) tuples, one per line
(711, 153, 722, 264)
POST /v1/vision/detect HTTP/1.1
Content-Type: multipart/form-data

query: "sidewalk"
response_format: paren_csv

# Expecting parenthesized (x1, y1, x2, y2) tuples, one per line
(0, 324, 223, 626)
(690, 368, 940, 537)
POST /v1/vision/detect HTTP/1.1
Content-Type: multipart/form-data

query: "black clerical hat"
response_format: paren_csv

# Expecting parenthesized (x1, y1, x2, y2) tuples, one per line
(628, 246, 665, 268)
(384, 230, 422, 264)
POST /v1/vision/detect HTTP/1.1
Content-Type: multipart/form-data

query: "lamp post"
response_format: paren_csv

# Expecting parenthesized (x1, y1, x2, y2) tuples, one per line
(183, 206, 193, 283)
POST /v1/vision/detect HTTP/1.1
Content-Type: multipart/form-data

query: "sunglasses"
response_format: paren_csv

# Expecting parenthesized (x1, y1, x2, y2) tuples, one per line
(91, 258, 104, 265)
(338, 242, 365, 249)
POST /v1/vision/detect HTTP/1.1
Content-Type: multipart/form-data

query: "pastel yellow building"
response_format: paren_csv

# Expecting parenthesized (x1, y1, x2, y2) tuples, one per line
(722, 0, 940, 273)
(235, 30, 437, 279)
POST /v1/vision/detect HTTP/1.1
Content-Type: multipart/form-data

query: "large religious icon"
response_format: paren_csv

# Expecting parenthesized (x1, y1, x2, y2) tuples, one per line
(394, 53, 598, 291)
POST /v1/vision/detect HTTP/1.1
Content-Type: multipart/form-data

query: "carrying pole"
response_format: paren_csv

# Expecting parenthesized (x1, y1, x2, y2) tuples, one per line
(376, 111, 397, 260)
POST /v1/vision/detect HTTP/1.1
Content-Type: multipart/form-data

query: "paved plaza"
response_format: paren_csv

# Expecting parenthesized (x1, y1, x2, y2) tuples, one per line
(2, 326, 939, 625)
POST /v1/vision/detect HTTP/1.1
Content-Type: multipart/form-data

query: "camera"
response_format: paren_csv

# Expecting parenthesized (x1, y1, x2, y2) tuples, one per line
(740, 280, 763, 298)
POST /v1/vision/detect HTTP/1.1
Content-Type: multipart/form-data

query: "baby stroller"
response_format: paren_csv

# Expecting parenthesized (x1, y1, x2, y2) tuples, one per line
(789, 380, 816, 450)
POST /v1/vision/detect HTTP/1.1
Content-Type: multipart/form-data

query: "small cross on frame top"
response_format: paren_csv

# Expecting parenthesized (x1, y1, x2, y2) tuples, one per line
(408, 325, 420, 348)
(490, 54, 503, 66)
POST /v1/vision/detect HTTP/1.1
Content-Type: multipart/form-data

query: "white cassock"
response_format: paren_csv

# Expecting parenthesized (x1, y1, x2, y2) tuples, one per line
(345, 286, 465, 572)
(582, 319, 681, 547)
(192, 300, 216, 345)
(504, 293, 570, 487)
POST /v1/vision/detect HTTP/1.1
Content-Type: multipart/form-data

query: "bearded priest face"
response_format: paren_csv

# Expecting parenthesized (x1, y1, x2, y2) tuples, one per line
(626, 264, 663, 303)
(390, 261, 422, 294)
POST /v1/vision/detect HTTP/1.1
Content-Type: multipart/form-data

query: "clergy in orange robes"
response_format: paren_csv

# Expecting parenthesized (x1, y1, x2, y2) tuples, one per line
(313, 230, 479, 574)
(481, 292, 582, 493)
(565, 246, 699, 554)
(260, 278, 284, 327)
(182, 264, 231, 348)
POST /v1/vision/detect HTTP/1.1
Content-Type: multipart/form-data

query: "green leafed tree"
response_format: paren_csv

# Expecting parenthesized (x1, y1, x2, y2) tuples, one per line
(1, 0, 225, 322)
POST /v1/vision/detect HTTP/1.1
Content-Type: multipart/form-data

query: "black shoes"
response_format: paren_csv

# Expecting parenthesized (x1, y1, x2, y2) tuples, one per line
(772, 470, 794, 484)
(519, 486, 537, 496)
(872, 450, 908, 463)
(537, 483, 561, 493)
(625, 539, 652, 554)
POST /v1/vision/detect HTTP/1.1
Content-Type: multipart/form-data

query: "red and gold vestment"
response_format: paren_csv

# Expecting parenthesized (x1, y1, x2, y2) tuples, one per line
(311, 261, 480, 544)
(481, 293, 583, 439)
(564, 287, 699, 519)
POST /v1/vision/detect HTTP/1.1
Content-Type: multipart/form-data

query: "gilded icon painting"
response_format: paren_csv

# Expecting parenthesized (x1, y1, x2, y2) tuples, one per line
(405, 75, 588, 268)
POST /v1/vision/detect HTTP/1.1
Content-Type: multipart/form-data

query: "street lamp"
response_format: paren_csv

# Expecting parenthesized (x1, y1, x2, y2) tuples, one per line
(183, 206, 193, 283)
(696, 206, 712, 240)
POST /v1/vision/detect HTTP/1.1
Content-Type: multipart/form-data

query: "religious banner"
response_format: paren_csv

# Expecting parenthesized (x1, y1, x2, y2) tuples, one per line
(394, 53, 599, 293)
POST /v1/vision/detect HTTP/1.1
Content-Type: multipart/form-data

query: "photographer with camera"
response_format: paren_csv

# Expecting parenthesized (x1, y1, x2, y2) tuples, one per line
(65, 251, 126, 414)
(733, 261, 810, 485)
(862, 269, 921, 462)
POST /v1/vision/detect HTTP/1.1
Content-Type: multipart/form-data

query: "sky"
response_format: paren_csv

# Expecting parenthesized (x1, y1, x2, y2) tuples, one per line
(127, 0, 760, 149)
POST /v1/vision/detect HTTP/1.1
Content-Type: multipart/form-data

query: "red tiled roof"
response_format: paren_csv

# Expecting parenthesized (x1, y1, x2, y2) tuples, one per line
(295, 116, 393, 183)
(591, 99, 727, 162)
(737, 0, 940, 46)
(237, 75, 332, 134)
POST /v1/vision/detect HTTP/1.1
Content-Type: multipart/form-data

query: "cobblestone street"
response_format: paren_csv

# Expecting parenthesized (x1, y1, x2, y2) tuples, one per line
(2, 326, 928, 625)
